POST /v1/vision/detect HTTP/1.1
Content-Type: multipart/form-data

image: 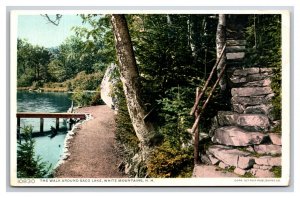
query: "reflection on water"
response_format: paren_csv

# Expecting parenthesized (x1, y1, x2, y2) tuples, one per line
(17, 91, 72, 167)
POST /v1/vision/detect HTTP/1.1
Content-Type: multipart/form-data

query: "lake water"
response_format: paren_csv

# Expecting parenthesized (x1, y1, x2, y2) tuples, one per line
(17, 91, 72, 169)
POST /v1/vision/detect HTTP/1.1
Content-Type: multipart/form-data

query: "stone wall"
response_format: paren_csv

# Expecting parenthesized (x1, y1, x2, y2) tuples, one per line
(202, 67, 281, 178)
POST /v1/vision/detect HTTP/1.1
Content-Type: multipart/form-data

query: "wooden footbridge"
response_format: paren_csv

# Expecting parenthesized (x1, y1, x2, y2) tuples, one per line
(16, 112, 86, 139)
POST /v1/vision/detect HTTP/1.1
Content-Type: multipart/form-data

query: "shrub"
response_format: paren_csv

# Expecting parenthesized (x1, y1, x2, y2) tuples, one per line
(17, 126, 52, 178)
(147, 141, 193, 178)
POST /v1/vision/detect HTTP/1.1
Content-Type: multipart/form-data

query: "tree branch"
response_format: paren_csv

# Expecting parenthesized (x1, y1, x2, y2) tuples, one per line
(41, 14, 62, 26)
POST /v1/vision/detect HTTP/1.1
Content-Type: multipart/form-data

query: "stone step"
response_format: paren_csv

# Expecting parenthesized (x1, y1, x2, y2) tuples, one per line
(229, 69, 273, 86)
(206, 145, 281, 176)
(226, 52, 245, 60)
(215, 112, 270, 132)
(212, 126, 267, 146)
(192, 165, 238, 178)
(237, 114, 270, 132)
(208, 145, 252, 169)
(231, 87, 273, 97)
(254, 144, 282, 155)
(231, 94, 274, 114)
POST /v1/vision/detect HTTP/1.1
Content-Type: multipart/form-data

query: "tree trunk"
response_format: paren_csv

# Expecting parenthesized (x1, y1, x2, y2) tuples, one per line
(110, 14, 157, 160)
(216, 14, 227, 91)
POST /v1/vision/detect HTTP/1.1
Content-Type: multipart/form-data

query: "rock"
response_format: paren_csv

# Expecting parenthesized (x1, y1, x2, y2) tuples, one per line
(238, 156, 255, 169)
(269, 133, 282, 145)
(255, 156, 281, 166)
(254, 144, 282, 155)
(207, 154, 220, 165)
(253, 164, 272, 170)
(244, 104, 272, 115)
(226, 52, 245, 60)
(209, 116, 219, 137)
(232, 68, 262, 76)
(230, 71, 273, 84)
(237, 114, 270, 132)
(219, 162, 230, 169)
(232, 95, 273, 106)
(192, 165, 238, 178)
(231, 87, 273, 97)
(241, 79, 272, 87)
(208, 145, 250, 167)
(100, 63, 118, 109)
(250, 168, 274, 178)
(201, 154, 212, 165)
(231, 68, 273, 76)
(234, 167, 246, 175)
(233, 104, 245, 113)
(217, 111, 238, 126)
(246, 146, 255, 153)
(212, 126, 266, 146)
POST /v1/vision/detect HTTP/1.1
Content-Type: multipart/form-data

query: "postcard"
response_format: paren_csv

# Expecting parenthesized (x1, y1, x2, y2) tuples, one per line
(10, 9, 290, 186)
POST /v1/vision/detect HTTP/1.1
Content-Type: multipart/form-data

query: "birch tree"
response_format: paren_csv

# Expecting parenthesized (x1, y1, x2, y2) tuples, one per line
(216, 14, 227, 91)
(110, 14, 158, 160)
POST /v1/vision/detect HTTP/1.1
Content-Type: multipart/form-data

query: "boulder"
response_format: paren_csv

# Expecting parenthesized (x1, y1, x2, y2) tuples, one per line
(234, 167, 246, 176)
(238, 156, 255, 169)
(254, 156, 281, 166)
(207, 154, 220, 165)
(250, 168, 274, 178)
(100, 63, 118, 109)
(212, 126, 266, 146)
(254, 144, 282, 155)
(219, 162, 230, 169)
(269, 133, 282, 145)
(236, 114, 270, 132)
(217, 111, 238, 126)
(208, 145, 250, 167)
(231, 87, 273, 97)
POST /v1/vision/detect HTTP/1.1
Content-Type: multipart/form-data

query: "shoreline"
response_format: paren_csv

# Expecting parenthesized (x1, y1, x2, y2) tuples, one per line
(52, 112, 93, 172)
(17, 87, 100, 93)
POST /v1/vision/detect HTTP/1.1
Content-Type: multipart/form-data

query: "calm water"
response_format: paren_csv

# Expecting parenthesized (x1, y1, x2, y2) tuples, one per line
(17, 91, 72, 168)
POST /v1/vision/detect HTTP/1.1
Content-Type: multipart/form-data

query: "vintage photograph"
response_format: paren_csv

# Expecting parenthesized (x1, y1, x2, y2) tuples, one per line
(10, 10, 290, 186)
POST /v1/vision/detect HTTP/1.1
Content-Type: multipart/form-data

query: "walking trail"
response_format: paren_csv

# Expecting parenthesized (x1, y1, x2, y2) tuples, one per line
(54, 105, 126, 178)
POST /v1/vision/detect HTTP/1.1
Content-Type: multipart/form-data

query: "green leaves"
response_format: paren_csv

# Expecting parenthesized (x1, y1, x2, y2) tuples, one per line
(17, 126, 52, 178)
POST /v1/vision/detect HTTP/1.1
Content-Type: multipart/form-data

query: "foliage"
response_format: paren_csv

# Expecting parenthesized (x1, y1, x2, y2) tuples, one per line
(114, 80, 140, 159)
(244, 14, 282, 123)
(17, 39, 51, 87)
(147, 141, 193, 178)
(270, 166, 282, 178)
(17, 126, 52, 178)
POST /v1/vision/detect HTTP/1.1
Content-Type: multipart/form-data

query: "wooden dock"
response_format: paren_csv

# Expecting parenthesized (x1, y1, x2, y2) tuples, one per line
(16, 112, 86, 139)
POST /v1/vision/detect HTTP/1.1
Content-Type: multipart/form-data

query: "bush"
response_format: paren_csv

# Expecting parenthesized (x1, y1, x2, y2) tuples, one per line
(17, 126, 52, 178)
(147, 141, 193, 178)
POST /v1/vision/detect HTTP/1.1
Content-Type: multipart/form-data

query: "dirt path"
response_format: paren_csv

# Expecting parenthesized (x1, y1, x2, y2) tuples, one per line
(54, 105, 126, 178)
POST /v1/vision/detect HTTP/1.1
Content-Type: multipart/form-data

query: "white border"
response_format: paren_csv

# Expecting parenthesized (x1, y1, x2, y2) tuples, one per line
(10, 9, 290, 187)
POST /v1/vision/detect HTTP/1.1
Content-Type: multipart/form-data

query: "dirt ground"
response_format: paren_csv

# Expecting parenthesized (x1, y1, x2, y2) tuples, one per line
(54, 105, 126, 178)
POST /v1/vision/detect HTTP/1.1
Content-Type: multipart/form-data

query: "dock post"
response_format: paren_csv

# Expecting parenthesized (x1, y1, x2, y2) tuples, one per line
(40, 118, 44, 133)
(17, 117, 20, 143)
(56, 118, 59, 131)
